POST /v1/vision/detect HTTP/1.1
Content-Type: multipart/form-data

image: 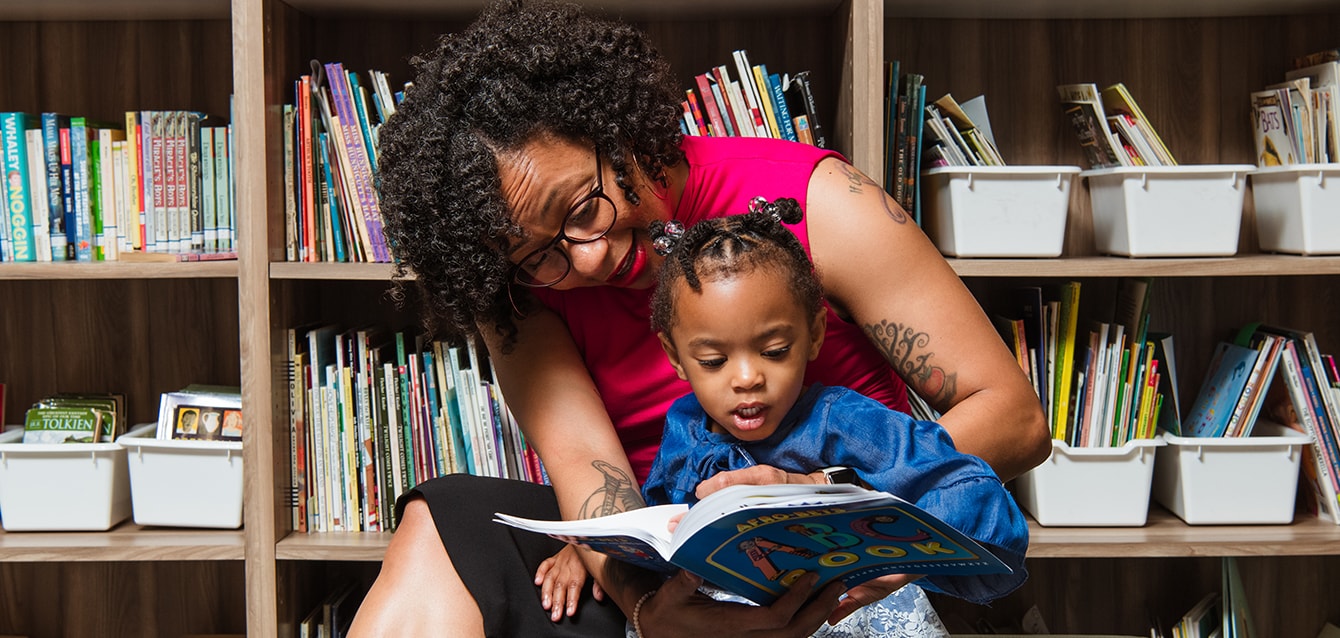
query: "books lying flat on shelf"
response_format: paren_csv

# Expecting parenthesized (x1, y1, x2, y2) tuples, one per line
(495, 483, 1010, 606)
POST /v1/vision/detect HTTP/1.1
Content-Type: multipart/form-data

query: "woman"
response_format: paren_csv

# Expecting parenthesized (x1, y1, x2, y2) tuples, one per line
(349, 2, 1049, 636)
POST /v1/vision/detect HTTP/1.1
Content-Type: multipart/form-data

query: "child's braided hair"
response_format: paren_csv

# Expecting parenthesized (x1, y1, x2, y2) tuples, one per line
(649, 197, 824, 335)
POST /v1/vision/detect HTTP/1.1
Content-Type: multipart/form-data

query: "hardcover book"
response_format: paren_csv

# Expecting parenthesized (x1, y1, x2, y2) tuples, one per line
(495, 483, 1010, 606)
(1184, 342, 1262, 438)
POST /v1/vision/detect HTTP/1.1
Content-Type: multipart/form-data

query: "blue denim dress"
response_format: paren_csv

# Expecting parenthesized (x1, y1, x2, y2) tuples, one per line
(637, 384, 1030, 636)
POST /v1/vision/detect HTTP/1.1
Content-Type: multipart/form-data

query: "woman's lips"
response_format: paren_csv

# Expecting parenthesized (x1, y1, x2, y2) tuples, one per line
(606, 240, 645, 287)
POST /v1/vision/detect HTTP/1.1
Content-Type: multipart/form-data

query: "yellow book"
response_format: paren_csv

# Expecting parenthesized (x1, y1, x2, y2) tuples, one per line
(1100, 83, 1178, 165)
(1053, 281, 1082, 442)
(751, 65, 781, 139)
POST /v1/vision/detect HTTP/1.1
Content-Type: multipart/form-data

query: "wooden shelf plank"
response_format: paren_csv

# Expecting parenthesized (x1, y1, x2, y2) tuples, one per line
(0, 0, 229, 20)
(269, 261, 398, 281)
(886, 0, 1338, 19)
(272, 509, 1340, 563)
(948, 255, 1340, 278)
(0, 261, 238, 280)
(276, 531, 394, 561)
(0, 524, 246, 562)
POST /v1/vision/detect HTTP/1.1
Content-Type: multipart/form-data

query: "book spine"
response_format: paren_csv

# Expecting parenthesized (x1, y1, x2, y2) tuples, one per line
(317, 132, 347, 262)
(40, 114, 68, 260)
(788, 71, 826, 148)
(173, 111, 190, 253)
(139, 111, 157, 252)
(751, 65, 781, 139)
(200, 127, 216, 252)
(1278, 339, 1340, 523)
(2, 113, 36, 262)
(765, 72, 798, 142)
(70, 119, 94, 261)
(23, 129, 51, 262)
(217, 125, 234, 252)
(694, 74, 729, 138)
(187, 112, 204, 252)
(732, 50, 769, 137)
(122, 112, 142, 251)
(326, 63, 387, 262)
(283, 105, 298, 261)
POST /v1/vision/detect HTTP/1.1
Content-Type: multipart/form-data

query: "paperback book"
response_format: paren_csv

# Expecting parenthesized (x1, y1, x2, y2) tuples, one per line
(495, 483, 1010, 605)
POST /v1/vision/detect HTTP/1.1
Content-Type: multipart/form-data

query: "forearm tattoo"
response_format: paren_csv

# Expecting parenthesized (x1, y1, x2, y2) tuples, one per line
(837, 163, 907, 224)
(863, 319, 958, 406)
(578, 460, 645, 519)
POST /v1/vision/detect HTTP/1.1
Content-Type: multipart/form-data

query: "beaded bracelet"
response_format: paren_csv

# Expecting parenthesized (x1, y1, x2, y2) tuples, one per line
(631, 588, 658, 638)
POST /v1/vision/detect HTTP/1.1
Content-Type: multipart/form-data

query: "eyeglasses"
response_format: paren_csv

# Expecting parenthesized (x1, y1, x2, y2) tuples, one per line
(511, 148, 618, 288)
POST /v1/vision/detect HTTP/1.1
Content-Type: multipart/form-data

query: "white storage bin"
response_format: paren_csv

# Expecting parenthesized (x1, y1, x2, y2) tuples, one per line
(0, 431, 131, 531)
(118, 423, 244, 529)
(1083, 165, 1253, 257)
(1153, 422, 1309, 525)
(1013, 437, 1165, 526)
(921, 166, 1081, 257)
(1249, 165, 1340, 255)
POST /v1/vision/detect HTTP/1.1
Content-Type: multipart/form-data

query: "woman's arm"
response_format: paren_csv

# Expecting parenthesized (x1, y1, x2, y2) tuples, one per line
(803, 157, 1051, 481)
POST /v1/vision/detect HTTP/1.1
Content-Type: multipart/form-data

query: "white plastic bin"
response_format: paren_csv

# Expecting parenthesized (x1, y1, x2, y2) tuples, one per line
(118, 423, 244, 529)
(1249, 164, 1340, 255)
(0, 430, 131, 531)
(1013, 437, 1165, 526)
(921, 165, 1081, 257)
(1083, 165, 1253, 256)
(1153, 422, 1309, 525)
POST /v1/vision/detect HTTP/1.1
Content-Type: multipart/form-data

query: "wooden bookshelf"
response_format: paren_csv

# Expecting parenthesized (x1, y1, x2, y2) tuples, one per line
(2, 0, 1338, 636)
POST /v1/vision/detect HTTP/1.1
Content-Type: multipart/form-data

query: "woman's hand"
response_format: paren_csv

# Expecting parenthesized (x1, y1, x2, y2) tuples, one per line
(827, 573, 922, 625)
(693, 464, 823, 501)
(636, 569, 845, 638)
(535, 544, 603, 621)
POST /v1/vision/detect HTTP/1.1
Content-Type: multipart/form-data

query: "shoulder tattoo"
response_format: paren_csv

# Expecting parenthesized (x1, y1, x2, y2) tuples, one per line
(863, 319, 958, 405)
(578, 460, 645, 518)
(836, 163, 907, 224)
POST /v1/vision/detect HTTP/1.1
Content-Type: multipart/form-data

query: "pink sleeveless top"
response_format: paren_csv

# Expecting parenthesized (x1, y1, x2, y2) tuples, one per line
(535, 136, 910, 482)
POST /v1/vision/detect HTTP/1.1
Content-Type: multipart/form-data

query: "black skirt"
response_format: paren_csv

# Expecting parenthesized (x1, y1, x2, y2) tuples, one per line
(395, 473, 629, 638)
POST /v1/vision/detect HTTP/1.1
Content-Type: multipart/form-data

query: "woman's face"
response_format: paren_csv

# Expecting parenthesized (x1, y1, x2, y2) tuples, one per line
(498, 135, 673, 290)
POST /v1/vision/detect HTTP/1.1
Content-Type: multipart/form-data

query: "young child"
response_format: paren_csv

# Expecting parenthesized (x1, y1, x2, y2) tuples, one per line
(640, 196, 1030, 635)
(535, 197, 1029, 635)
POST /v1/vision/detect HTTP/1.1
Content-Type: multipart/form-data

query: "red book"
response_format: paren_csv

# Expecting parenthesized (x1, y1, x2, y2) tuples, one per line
(694, 73, 729, 138)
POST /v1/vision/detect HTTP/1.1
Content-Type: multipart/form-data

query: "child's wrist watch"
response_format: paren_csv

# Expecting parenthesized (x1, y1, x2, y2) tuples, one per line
(819, 466, 863, 486)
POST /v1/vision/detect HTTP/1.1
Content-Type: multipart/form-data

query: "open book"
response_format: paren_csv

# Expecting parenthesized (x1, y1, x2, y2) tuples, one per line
(494, 483, 1011, 605)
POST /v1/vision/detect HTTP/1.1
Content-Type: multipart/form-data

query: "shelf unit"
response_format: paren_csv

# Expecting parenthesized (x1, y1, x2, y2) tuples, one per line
(2, 0, 1338, 636)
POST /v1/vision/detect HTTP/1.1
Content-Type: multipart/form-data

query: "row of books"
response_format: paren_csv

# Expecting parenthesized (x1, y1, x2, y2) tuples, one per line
(20, 392, 127, 443)
(1057, 82, 1178, 169)
(992, 278, 1168, 448)
(1157, 558, 1254, 638)
(680, 50, 826, 148)
(919, 93, 1006, 171)
(298, 582, 360, 638)
(882, 61, 926, 222)
(0, 110, 236, 263)
(282, 62, 407, 263)
(1249, 56, 1339, 166)
(287, 324, 540, 534)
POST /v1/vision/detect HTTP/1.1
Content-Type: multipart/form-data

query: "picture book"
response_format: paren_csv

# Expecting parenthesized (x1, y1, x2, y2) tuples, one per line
(1056, 83, 1127, 169)
(157, 387, 242, 441)
(22, 405, 105, 443)
(1184, 341, 1261, 438)
(1250, 89, 1298, 166)
(495, 483, 1010, 606)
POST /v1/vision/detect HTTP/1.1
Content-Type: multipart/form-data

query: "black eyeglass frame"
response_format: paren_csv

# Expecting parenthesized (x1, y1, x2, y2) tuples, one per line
(510, 149, 618, 288)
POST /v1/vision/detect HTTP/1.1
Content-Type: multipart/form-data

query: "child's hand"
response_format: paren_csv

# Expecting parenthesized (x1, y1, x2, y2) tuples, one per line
(535, 544, 603, 621)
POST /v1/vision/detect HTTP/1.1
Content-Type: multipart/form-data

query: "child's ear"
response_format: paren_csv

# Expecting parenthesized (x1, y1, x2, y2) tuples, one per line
(658, 332, 689, 381)
(808, 307, 827, 361)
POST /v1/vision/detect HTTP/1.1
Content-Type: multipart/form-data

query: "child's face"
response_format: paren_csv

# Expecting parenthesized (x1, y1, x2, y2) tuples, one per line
(658, 267, 825, 442)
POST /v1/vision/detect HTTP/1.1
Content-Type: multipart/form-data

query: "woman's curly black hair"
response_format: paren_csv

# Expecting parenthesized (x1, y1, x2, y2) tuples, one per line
(650, 198, 824, 336)
(377, 0, 684, 348)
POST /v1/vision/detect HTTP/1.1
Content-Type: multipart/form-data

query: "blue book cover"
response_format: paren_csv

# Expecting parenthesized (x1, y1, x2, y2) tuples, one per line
(764, 71, 798, 143)
(69, 117, 93, 261)
(495, 483, 1010, 606)
(1184, 341, 1260, 437)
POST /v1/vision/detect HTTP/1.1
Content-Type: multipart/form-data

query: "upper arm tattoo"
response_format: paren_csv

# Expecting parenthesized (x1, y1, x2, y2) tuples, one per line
(863, 319, 958, 406)
(836, 163, 907, 224)
(578, 460, 645, 519)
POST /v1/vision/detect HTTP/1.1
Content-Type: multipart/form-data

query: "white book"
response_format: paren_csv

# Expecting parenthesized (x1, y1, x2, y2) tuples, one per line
(24, 128, 52, 262)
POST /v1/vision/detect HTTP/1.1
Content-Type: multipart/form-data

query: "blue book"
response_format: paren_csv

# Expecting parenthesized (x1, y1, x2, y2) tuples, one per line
(316, 131, 347, 262)
(1184, 341, 1261, 438)
(69, 117, 93, 261)
(495, 483, 1011, 606)
(764, 71, 798, 142)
